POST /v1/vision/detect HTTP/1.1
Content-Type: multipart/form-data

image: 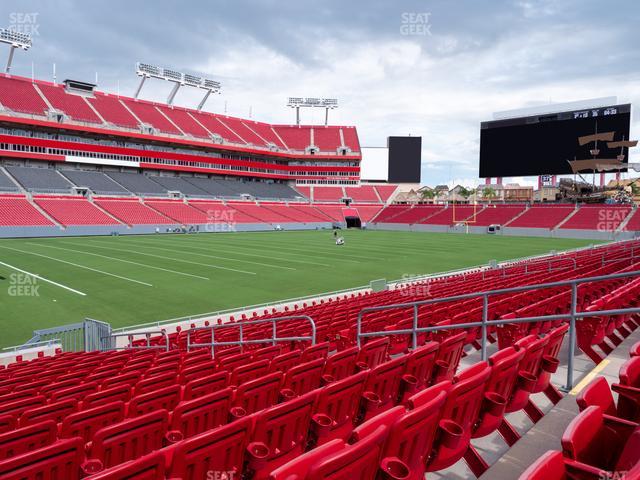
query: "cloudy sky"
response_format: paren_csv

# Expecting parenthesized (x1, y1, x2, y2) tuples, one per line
(1, 0, 639, 186)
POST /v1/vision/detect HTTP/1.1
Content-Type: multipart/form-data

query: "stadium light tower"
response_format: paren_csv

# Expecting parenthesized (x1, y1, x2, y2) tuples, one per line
(135, 62, 221, 108)
(287, 97, 339, 126)
(0, 28, 31, 73)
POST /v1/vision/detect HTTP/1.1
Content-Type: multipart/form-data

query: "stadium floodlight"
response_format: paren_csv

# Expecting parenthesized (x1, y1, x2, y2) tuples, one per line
(134, 62, 221, 108)
(0, 28, 32, 73)
(286, 97, 339, 125)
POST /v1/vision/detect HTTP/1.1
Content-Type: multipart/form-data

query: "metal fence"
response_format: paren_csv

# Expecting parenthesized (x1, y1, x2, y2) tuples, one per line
(23, 318, 111, 352)
(357, 268, 640, 391)
(186, 315, 316, 358)
(100, 330, 170, 352)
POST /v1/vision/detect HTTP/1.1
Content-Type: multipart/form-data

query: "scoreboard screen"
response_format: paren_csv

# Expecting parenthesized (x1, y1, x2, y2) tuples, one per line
(479, 104, 631, 177)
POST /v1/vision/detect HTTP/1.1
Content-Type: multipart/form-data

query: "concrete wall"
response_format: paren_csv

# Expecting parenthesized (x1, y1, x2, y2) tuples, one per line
(0, 222, 334, 238)
(371, 222, 638, 241)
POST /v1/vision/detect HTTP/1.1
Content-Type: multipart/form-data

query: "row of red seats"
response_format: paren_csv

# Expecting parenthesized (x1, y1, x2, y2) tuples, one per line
(521, 352, 640, 479)
(0, 75, 361, 153)
(0, 326, 568, 479)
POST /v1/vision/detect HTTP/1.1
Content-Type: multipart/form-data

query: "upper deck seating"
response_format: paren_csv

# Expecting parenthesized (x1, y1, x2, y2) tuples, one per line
(5, 166, 72, 193)
(58, 170, 130, 195)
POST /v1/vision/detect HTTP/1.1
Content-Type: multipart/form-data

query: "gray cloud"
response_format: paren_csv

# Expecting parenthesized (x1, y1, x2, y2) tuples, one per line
(1, 0, 638, 185)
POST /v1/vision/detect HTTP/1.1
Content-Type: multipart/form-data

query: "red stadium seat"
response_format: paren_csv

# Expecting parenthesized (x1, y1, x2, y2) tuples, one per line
(83, 451, 166, 480)
(311, 371, 367, 446)
(356, 338, 390, 370)
(402, 341, 439, 392)
(82, 384, 132, 409)
(60, 401, 126, 443)
(233, 372, 283, 415)
(518, 450, 570, 480)
(411, 362, 491, 472)
(182, 371, 229, 400)
(377, 385, 447, 480)
(270, 421, 392, 480)
(19, 398, 78, 427)
(168, 388, 233, 440)
(230, 359, 270, 386)
(85, 409, 169, 471)
(432, 332, 466, 382)
(561, 406, 640, 476)
(0, 420, 57, 460)
(127, 384, 181, 417)
(167, 416, 253, 480)
(360, 356, 406, 421)
(0, 437, 85, 480)
(250, 391, 317, 477)
(282, 358, 325, 396)
(322, 347, 358, 383)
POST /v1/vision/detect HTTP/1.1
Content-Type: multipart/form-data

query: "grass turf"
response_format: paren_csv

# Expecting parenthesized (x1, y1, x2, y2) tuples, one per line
(0, 230, 598, 348)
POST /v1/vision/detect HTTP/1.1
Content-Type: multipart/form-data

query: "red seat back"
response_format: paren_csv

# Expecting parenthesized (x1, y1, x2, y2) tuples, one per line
(283, 358, 325, 396)
(356, 338, 389, 369)
(170, 388, 233, 439)
(251, 391, 317, 471)
(84, 451, 166, 480)
(322, 347, 358, 382)
(0, 420, 57, 460)
(168, 416, 252, 480)
(0, 437, 85, 480)
(19, 399, 78, 427)
(128, 384, 181, 417)
(183, 371, 229, 400)
(234, 372, 283, 414)
(89, 409, 169, 468)
(60, 401, 125, 443)
(313, 371, 367, 444)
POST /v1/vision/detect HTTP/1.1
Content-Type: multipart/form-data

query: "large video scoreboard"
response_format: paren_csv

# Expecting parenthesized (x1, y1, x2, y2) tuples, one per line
(479, 103, 631, 177)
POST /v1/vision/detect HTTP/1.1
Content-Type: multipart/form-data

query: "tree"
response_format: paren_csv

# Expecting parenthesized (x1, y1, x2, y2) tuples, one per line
(457, 186, 473, 200)
(420, 189, 436, 201)
(483, 187, 497, 202)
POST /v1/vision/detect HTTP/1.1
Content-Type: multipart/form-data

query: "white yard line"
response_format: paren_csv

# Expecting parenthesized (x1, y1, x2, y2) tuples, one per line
(72, 241, 257, 276)
(0, 245, 153, 287)
(170, 236, 365, 263)
(0, 259, 87, 296)
(28, 243, 210, 281)
(121, 237, 331, 267)
(118, 240, 297, 271)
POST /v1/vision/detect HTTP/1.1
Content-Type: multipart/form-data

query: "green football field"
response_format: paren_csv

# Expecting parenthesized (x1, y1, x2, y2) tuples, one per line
(0, 230, 599, 348)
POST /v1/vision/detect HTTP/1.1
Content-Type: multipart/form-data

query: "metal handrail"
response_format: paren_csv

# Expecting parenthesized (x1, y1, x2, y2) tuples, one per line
(101, 330, 170, 351)
(357, 268, 640, 391)
(2, 339, 61, 352)
(186, 315, 316, 358)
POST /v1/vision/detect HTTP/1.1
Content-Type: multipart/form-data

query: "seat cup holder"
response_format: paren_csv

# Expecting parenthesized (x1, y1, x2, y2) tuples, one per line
(483, 391, 507, 417)
(229, 406, 247, 420)
(246, 441, 270, 470)
(542, 355, 559, 373)
(399, 374, 418, 401)
(279, 388, 297, 402)
(517, 371, 537, 392)
(379, 457, 411, 480)
(81, 459, 104, 475)
(438, 419, 464, 449)
(164, 429, 184, 444)
(362, 391, 381, 411)
(321, 373, 335, 385)
(356, 361, 370, 372)
(311, 413, 333, 437)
